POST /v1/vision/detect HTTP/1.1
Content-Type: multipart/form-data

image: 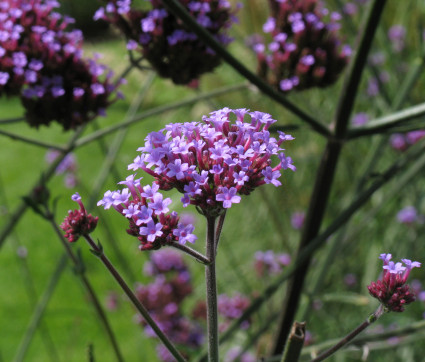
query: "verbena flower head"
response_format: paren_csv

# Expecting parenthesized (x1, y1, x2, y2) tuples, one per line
(97, 177, 197, 250)
(60, 193, 98, 242)
(252, 0, 350, 93)
(128, 108, 295, 217)
(367, 254, 421, 312)
(0, 0, 122, 130)
(96, 0, 238, 85)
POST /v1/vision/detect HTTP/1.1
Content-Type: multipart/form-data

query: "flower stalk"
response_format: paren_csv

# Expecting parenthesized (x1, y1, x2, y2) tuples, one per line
(205, 216, 219, 362)
(310, 305, 385, 362)
(169, 241, 211, 265)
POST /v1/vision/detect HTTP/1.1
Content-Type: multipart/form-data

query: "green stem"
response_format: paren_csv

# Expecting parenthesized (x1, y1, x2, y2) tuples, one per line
(161, 0, 330, 138)
(169, 241, 211, 265)
(302, 318, 425, 357)
(281, 322, 306, 362)
(75, 83, 247, 148)
(0, 128, 66, 150)
(214, 211, 226, 255)
(13, 254, 68, 362)
(83, 235, 186, 362)
(0, 116, 26, 124)
(310, 305, 385, 362)
(205, 216, 219, 362)
(348, 102, 425, 139)
(272, 0, 387, 354)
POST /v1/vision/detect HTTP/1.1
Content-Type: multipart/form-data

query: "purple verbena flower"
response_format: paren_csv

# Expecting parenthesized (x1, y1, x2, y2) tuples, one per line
(126, 108, 294, 217)
(254, 0, 350, 93)
(98, 178, 196, 250)
(216, 187, 241, 209)
(96, 0, 239, 85)
(0, 0, 123, 130)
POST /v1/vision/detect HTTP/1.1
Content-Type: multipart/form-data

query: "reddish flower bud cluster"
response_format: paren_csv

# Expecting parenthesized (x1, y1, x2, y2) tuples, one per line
(367, 254, 421, 312)
(252, 0, 350, 92)
(0, 0, 122, 130)
(95, 0, 238, 85)
(60, 193, 98, 242)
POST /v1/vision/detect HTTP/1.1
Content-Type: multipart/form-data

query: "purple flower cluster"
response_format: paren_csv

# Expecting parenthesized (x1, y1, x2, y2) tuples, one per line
(396, 206, 424, 225)
(95, 0, 238, 85)
(45, 149, 78, 188)
(135, 249, 203, 361)
(254, 250, 291, 277)
(252, 0, 350, 93)
(217, 293, 251, 331)
(60, 193, 98, 242)
(390, 130, 425, 152)
(368, 254, 421, 312)
(127, 108, 295, 217)
(0, 0, 121, 130)
(98, 176, 197, 250)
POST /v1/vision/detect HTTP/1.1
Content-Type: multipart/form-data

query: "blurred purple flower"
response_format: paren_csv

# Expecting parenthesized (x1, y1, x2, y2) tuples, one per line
(291, 211, 305, 230)
(397, 206, 418, 225)
(388, 25, 406, 53)
(351, 112, 369, 127)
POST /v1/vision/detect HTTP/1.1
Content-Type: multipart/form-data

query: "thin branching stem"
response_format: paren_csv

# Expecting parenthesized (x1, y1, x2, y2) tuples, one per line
(0, 128, 66, 150)
(302, 319, 425, 358)
(0, 116, 26, 124)
(214, 211, 226, 255)
(310, 305, 385, 362)
(348, 102, 425, 139)
(83, 234, 186, 362)
(169, 241, 211, 265)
